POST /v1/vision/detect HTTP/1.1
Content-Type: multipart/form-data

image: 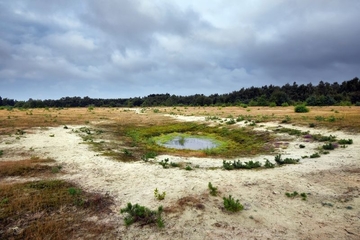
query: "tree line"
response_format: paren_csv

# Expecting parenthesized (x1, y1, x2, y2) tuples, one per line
(1, 77, 360, 108)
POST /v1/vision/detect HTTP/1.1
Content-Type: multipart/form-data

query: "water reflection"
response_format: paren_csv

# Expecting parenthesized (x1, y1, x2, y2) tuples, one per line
(159, 136, 218, 150)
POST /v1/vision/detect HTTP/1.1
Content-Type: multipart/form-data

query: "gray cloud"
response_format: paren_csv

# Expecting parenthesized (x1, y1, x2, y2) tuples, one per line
(0, 0, 359, 100)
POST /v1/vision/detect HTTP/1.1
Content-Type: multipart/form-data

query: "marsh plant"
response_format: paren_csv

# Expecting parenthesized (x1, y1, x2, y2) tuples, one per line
(120, 203, 164, 228)
(223, 195, 244, 212)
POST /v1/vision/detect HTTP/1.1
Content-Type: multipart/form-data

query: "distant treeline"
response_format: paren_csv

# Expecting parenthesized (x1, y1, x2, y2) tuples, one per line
(1, 77, 360, 108)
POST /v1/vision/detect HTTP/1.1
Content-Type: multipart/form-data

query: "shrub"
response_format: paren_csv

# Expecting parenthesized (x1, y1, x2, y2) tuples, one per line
(322, 143, 335, 150)
(338, 139, 353, 144)
(142, 152, 157, 162)
(274, 154, 299, 165)
(285, 191, 307, 201)
(120, 203, 164, 228)
(0, 150, 3, 157)
(154, 188, 166, 200)
(264, 159, 275, 168)
(294, 105, 309, 113)
(208, 182, 218, 196)
(223, 160, 234, 170)
(310, 153, 321, 158)
(185, 165, 193, 171)
(159, 158, 169, 168)
(223, 195, 243, 212)
(299, 144, 305, 148)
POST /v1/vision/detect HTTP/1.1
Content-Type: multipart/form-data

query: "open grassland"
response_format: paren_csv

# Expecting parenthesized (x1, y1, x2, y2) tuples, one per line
(0, 106, 359, 239)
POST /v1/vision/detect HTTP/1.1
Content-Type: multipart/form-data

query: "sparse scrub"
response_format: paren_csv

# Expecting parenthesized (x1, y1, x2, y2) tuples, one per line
(120, 203, 164, 228)
(223, 195, 243, 212)
(285, 191, 307, 201)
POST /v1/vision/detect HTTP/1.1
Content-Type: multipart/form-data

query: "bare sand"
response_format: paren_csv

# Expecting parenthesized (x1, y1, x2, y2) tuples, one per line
(1, 113, 359, 239)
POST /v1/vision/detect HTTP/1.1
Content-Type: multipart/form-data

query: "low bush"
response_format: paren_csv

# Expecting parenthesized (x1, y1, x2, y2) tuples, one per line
(322, 143, 336, 150)
(294, 105, 309, 113)
(159, 158, 169, 168)
(120, 203, 164, 228)
(264, 159, 275, 168)
(310, 153, 321, 158)
(223, 160, 262, 170)
(338, 139, 353, 144)
(285, 191, 307, 201)
(274, 154, 299, 165)
(223, 195, 243, 212)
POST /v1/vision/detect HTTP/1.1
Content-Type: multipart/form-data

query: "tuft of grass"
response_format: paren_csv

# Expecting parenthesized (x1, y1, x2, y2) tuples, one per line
(310, 153, 321, 158)
(223, 195, 243, 212)
(0, 158, 55, 178)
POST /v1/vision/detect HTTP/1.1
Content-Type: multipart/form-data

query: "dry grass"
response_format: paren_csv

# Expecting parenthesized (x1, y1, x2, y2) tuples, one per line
(0, 155, 114, 239)
(0, 158, 56, 178)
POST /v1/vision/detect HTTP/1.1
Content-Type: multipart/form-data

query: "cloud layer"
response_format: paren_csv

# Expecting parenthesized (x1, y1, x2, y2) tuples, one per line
(1, 0, 359, 100)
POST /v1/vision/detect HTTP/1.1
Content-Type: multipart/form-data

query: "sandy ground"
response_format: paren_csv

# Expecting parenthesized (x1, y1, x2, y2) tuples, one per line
(1, 113, 360, 239)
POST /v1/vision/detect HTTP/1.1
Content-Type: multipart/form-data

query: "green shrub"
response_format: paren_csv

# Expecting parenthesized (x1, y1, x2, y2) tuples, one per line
(274, 154, 299, 165)
(208, 182, 218, 196)
(120, 203, 164, 228)
(185, 165, 193, 171)
(299, 144, 305, 148)
(0, 150, 3, 157)
(338, 139, 353, 144)
(264, 159, 275, 168)
(294, 105, 309, 113)
(285, 191, 307, 201)
(142, 152, 157, 162)
(322, 143, 335, 150)
(154, 188, 166, 200)
(223, 195, 243, 212)
(223, 160, 234, 170)
(310, 153, 320, 158)
(159, 158, 169, 168)
(281, 102, 289, 107)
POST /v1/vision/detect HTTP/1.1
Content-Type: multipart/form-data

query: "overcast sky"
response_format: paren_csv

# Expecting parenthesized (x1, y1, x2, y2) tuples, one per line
(1, 0, 359, 100)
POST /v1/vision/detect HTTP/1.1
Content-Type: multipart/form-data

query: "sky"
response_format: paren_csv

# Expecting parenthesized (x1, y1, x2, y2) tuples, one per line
(1, 0, 359, 100)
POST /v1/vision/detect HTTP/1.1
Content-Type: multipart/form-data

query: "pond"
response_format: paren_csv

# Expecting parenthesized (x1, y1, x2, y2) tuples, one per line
(158, 136, 218, 150)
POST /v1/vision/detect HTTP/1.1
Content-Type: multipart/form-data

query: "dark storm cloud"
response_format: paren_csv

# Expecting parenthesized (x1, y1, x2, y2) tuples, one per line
(0, 0, 359, 100)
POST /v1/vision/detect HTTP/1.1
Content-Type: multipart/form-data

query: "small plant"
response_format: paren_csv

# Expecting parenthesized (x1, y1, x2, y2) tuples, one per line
(159, 158, 169, 168)
(264, 159, 275, 168)
(223, 195, 243, 212)
(274, 154, 299, 165)
(178, 136, 186, 146)
(170, 162, 180, 167)
(51, 165, 62, 173)
(309, 123, 316, 128)
(63, 125, 69, 129)
(185, 165, 193, 171)
(226, 118, 236, 125)
(310, 153, 321, 158)
(299, 144, 305, 148)
(49, 134, 55, 137)
(154, 188, 166, 200)
(208, 182, 218, 196)
(68, 187, 81, 196)
(322, 143, 335, 150)
(294, 104, 309, 113)
(223, 160, 234, 170)
(123, 149, 132, 156)
(0, 150, 3, 157)
(142, 152, 157, 162)
(120, 203, 164, 228)
(300, 192, 307, 200)
(338, 139, 353, 144)
(285, 191, 307, 201)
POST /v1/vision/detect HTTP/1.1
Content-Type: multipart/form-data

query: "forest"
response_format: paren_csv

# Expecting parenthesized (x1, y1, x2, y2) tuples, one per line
(1, 77, 360, 108)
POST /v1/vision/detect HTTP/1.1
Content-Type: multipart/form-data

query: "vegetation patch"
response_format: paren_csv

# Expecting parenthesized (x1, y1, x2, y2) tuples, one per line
(274, 154, 300, 165)
(223, 195, 244, 212)
(120, 203, 164, 228)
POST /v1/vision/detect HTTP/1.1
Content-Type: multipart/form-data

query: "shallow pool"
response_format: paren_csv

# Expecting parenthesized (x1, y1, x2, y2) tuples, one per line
(158, 136, 218, 150)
